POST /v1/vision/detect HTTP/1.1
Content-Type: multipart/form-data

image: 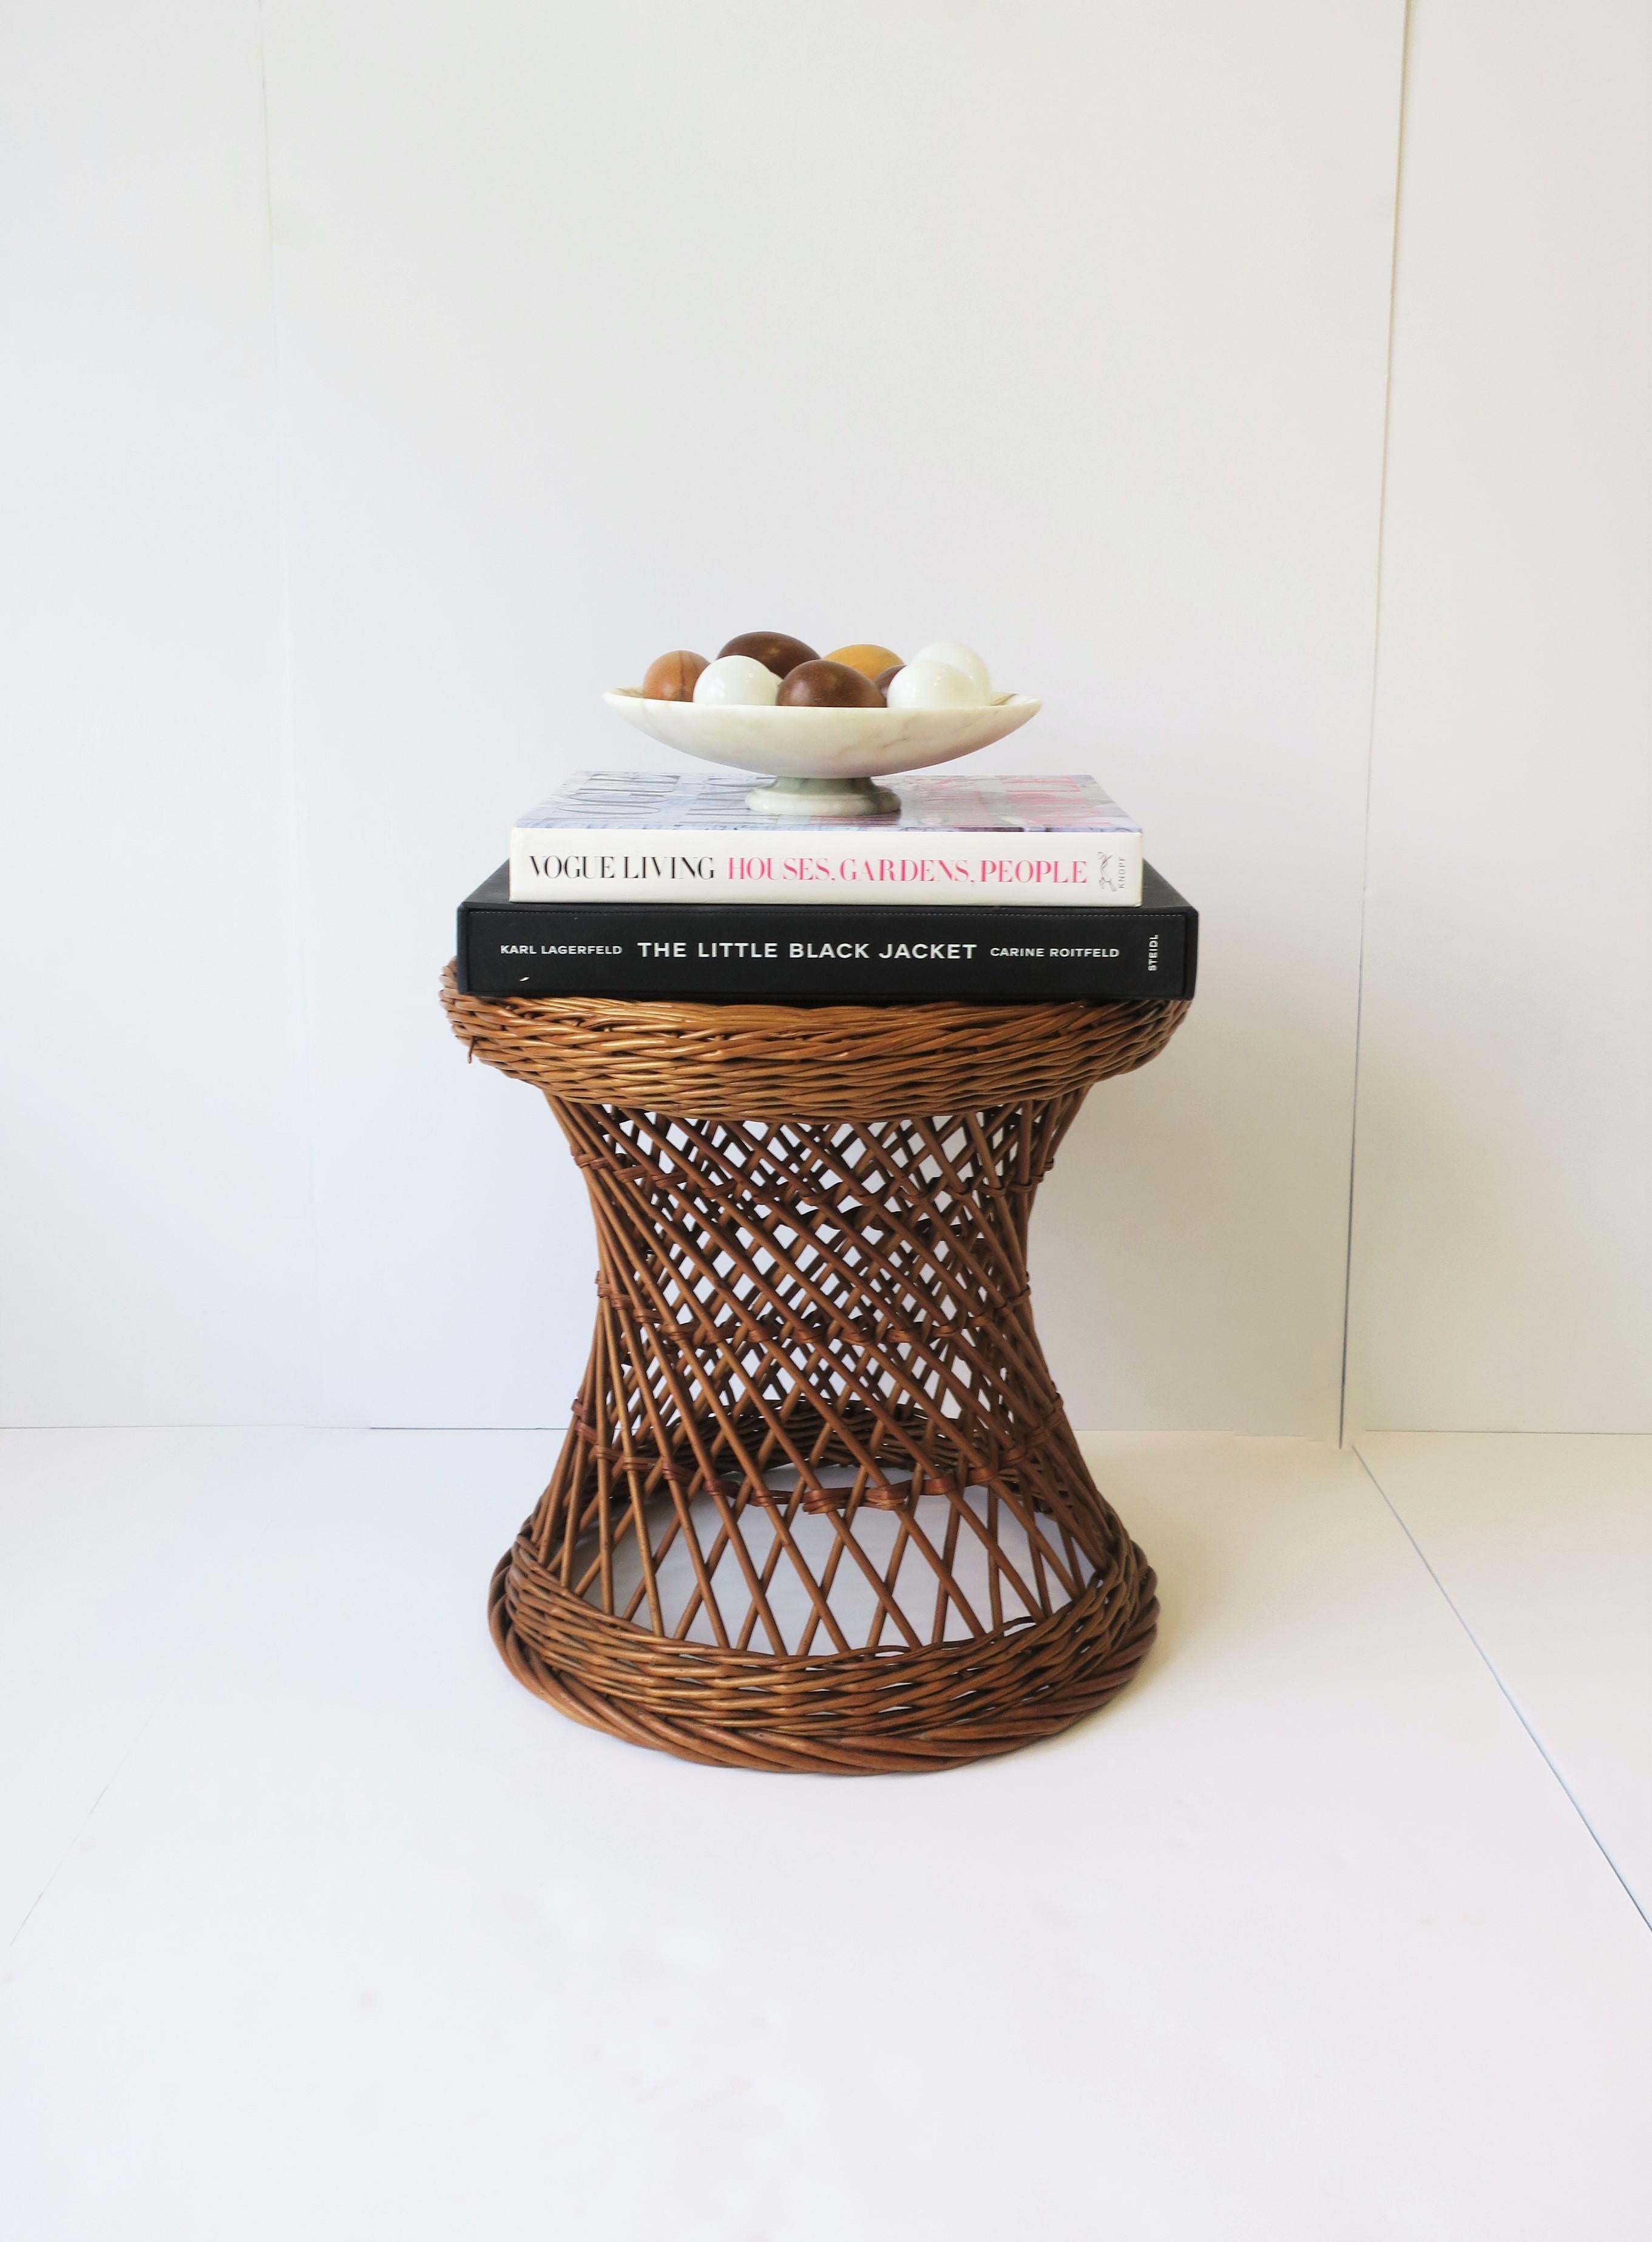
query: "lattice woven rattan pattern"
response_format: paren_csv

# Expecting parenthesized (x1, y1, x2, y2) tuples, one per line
(442, 967, 1189, 1773)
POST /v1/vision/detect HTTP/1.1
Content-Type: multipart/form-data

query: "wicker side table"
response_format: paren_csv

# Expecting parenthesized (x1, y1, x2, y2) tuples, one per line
(442, 969, 1189, 1774)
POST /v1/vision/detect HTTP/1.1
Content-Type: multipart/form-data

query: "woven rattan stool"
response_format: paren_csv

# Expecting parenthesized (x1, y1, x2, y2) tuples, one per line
(442, 967, 1189, 1773)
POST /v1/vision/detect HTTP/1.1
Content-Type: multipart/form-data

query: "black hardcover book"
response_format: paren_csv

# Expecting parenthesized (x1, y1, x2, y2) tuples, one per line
(456, 864, 1196, 1003)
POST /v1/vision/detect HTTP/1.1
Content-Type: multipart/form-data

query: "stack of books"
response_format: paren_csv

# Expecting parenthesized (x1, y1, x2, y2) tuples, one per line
(455, 771, 1196, 1003)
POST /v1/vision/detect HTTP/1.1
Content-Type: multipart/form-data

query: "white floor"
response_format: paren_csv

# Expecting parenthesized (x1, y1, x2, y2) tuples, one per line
(1, 1430, 1647, 2241)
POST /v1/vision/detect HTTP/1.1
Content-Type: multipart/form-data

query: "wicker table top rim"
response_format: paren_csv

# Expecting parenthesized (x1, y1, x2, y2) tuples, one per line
(441, 963, 1188, 1117)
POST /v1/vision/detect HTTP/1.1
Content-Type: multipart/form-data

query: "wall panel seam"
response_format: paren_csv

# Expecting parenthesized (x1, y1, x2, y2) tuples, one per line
(1338, 0, 1417, 1448)
(256, 0, 324, 1424)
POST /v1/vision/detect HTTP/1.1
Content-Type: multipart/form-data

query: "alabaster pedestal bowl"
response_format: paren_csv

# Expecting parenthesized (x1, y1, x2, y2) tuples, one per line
(603, 688, 1042, 819)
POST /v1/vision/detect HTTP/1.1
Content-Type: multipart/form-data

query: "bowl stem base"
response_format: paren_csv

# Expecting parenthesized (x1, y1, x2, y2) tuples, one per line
(744, 774, 901, 822)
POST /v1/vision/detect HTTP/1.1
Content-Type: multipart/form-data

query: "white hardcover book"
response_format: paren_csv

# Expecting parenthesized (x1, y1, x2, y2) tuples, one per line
(509, 772, 1143, 907)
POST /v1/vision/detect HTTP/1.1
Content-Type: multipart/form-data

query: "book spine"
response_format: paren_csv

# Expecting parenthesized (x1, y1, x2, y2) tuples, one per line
(507, 825, 1143, 908)
(460, 902, 1193, 1003)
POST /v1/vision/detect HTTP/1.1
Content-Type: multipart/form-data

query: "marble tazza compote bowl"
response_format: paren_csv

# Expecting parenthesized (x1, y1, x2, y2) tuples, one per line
(605, 636, 1038, 820)
(604, 688, 1041, 819)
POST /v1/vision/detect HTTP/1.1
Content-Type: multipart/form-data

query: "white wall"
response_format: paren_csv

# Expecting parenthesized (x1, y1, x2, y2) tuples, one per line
(0, 5, 312, 1425)
(262, 0, 1404, 1436)
(2, 2, 1645, 1436)
(1346, 0, 1652, 1431)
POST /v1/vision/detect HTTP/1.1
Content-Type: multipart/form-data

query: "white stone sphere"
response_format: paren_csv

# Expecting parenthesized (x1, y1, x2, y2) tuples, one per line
(885, 659, 989, 711)
(910, 639, 992, 696)
(693, 654, 781, 706)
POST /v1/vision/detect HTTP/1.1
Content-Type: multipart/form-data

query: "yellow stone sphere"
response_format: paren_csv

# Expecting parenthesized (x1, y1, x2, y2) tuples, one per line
(824, 643, 903, 682)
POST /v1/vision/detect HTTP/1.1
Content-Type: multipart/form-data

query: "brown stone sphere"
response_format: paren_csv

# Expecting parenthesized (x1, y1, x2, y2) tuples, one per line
(825, 643, 902, 682)
(641, 649, 709, 701)
(777, 659, 885, 708)
(719, 631, 818, 679)
(874, 664, 903, 697)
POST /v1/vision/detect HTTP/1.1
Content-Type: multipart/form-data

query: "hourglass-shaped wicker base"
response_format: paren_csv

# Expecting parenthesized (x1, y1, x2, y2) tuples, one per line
(442, 968, 1188, 1774)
